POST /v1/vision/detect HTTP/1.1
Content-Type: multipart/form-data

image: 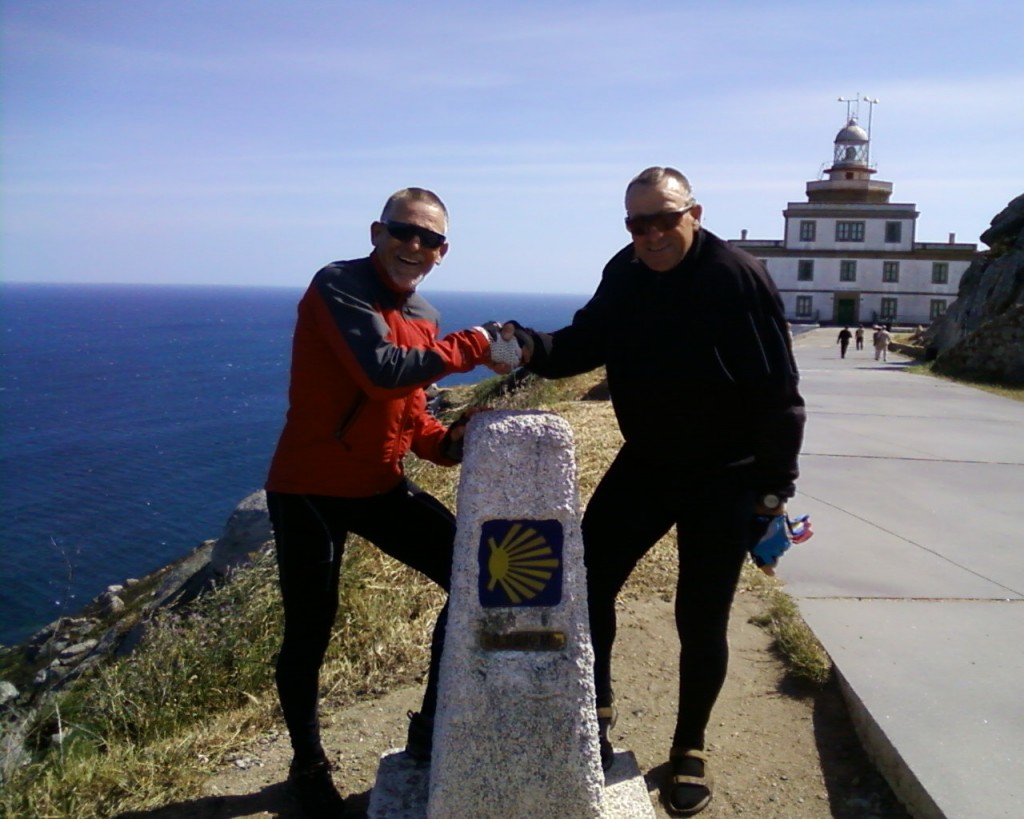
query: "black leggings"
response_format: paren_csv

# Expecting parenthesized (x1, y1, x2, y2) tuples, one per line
(267, 482, 454, 762)
(581, 447, 754, 751)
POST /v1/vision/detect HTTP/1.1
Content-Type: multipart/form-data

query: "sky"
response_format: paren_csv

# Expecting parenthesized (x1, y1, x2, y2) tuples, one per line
(2, 0, 1022, 296)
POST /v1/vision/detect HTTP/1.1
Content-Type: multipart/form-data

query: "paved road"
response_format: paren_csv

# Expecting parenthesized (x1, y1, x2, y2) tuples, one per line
(783, 329, 1024, 819)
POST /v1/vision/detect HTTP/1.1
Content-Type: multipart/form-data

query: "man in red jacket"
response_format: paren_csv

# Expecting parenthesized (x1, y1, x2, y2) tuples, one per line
(266, 187, 504, 816)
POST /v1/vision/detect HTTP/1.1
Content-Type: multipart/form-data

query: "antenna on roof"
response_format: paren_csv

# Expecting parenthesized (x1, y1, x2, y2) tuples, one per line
(862, 96, 880, 167)
(838, 95, 858, 122)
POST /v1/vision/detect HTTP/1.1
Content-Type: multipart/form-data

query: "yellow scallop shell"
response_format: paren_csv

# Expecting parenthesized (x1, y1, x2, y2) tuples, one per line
(486, 522, 560, 604)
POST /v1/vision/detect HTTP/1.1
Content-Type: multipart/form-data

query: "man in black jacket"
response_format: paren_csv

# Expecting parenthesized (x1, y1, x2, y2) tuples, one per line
(516, 166, 805, 816)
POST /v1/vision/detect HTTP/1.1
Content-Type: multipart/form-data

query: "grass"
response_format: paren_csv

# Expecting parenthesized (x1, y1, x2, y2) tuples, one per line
(745, 571, 832, 686)
(907, 360, 1024, 402)
(0, 365, 829, 817)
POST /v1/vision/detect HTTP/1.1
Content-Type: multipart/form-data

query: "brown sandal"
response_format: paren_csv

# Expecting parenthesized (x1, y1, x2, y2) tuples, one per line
(666, 748, 713, 816)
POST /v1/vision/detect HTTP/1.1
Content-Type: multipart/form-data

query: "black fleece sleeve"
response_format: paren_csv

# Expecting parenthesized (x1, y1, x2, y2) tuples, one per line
(526, 252, 634, 379)
(713, 268, 806, 497)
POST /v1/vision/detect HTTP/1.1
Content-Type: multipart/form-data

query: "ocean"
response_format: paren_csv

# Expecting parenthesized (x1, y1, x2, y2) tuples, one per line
(0, 282, 589, 646)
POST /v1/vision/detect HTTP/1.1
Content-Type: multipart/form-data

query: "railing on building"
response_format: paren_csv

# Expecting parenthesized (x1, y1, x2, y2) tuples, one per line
(914, 241, 978, 252)
(869, 310, 934, 328)
(788, 309, 938, 327)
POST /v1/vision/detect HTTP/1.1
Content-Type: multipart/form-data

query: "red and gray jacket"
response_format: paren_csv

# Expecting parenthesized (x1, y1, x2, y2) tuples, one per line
(266, 253, 490, 497)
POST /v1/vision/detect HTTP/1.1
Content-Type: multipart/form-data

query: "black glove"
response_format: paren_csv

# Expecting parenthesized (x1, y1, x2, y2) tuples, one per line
(477, 321, 502, 342)
(440, 411, 473, 462)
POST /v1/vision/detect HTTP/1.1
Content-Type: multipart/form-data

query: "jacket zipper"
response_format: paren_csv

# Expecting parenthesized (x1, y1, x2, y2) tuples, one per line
(391, 393, 415, 462)
(335, 392, 367, 443)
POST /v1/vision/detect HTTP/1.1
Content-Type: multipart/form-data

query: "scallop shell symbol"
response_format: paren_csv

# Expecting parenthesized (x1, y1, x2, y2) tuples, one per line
(486, 522, 560, 605)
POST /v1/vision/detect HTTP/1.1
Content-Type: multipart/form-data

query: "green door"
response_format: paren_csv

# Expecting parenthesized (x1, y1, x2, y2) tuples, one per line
(836, 296, 857, 325)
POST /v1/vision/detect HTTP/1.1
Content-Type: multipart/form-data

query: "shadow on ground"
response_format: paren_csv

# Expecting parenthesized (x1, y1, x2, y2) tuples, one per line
(115, 782, 375, 819)
(807, 672, 911, 819)
(115, 781, 294, 819)
(855, 362, 914, 371)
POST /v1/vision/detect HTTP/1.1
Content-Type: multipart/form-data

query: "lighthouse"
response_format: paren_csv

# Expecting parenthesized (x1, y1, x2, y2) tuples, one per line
(806, 117, 891, 204)
(730, 99, 977, 326)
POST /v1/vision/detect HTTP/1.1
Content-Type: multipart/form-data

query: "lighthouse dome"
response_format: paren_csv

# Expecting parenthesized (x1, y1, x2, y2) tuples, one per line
(835, 119, 868, 144)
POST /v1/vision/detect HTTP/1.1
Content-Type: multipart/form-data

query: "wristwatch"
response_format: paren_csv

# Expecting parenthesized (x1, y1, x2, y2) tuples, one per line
(759, 493, 782, 511)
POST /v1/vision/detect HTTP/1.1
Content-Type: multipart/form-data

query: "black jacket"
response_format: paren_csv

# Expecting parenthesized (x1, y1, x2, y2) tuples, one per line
(528, 230, 805, 497)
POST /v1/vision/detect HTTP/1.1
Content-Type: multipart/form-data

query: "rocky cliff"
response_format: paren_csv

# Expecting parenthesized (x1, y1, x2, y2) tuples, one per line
(927, 193, 1024, 384)
(0, 491, 273, 759)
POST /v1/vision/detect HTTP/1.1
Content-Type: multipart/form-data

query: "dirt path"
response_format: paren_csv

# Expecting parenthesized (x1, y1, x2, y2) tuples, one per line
(121, 587, 908, 818)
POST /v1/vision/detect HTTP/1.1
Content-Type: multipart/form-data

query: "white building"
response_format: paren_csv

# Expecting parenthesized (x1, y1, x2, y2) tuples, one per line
(730, 116, 978, 326)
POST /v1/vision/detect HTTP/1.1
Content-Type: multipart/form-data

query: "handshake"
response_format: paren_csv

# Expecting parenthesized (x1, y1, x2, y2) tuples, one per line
(476, 321, 540, 374)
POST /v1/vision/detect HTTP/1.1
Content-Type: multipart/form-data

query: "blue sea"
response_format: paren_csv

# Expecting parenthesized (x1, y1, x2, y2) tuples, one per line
(0, 283, 588, 646)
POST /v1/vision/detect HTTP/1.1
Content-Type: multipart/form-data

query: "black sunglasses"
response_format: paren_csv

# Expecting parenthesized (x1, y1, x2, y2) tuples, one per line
(624, 205, 695, 237)
(383, 220, 446, 250)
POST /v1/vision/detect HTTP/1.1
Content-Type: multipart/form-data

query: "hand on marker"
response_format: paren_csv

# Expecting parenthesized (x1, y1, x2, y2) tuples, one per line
(750, 513, 814, 576)
(441, 406, 491, 461)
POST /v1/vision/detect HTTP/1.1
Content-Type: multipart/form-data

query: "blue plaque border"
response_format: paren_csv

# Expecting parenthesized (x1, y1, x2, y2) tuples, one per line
(478, 519, 563, 608)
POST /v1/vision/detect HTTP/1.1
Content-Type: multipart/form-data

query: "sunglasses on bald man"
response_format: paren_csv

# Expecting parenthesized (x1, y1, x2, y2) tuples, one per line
(624, 204, 696, 237)
(383, 220, 446, 250)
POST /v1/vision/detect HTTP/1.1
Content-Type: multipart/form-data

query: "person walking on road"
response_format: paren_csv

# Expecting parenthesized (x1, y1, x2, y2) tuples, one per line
(855, 324, 865, 350)
(837, 327, 852, 359)
(873, 325, 891, 361)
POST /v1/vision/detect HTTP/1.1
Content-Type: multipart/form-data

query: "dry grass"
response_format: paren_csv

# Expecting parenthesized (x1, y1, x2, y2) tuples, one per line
(744, 570, 831, 686)
(552, 395, 679, 599)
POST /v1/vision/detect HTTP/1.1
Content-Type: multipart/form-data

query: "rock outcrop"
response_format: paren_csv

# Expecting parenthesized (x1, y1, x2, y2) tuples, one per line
(210, 490, 274, 577)
(148, 490, 273, 611)
(927, 193, 1024, 383)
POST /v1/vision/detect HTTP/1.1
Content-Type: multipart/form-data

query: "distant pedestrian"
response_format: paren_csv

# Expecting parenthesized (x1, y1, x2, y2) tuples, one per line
(837, 327, 852, 359)
(855, 325, 864, 350)
(873, 326, 891, 361)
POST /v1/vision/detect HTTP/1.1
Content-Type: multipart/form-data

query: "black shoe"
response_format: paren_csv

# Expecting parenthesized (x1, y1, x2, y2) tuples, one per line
(596, 706, 617, 771)
(405, 710, 434, 763)
(288, 757, 345, 818)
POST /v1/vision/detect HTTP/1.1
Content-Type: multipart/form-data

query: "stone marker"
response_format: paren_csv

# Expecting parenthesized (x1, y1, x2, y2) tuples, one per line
(368, 410, 654, 818)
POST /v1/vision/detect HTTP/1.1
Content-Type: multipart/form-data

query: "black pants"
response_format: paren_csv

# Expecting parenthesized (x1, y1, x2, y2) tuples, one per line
(267, 481, 454, 763)
(581, 446, 754, 751)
